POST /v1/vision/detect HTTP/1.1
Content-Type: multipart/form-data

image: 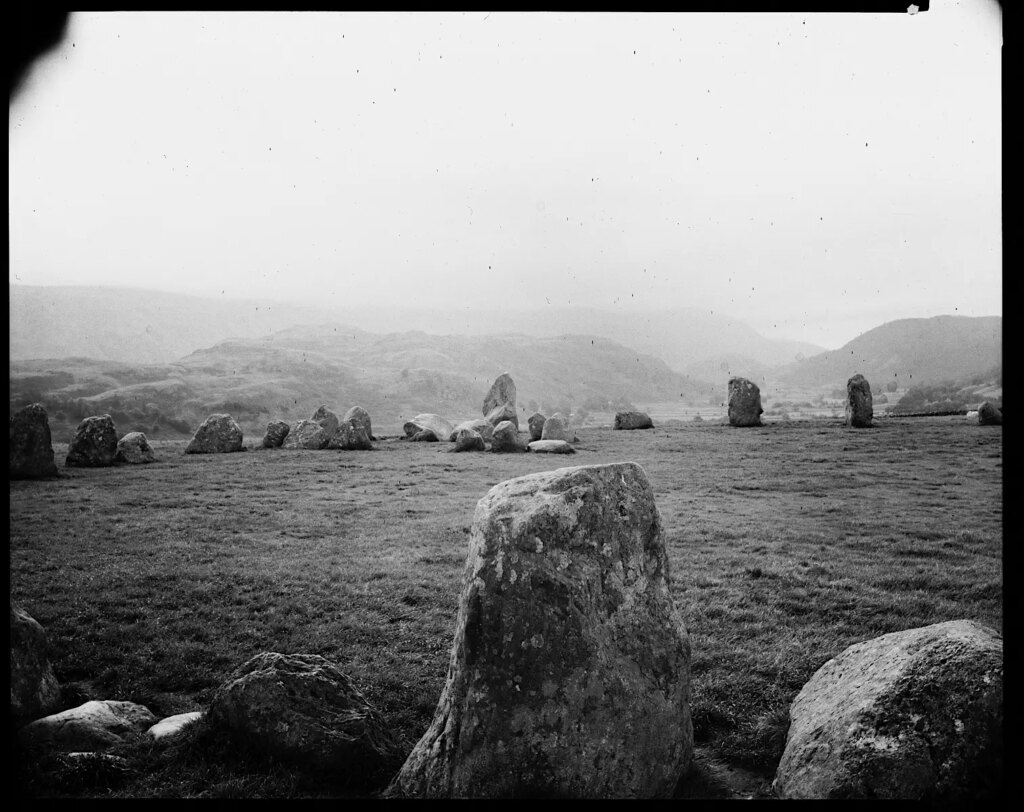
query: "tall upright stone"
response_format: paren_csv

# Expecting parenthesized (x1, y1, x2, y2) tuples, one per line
(10, 600, 62, 721)
(312, 405, 340, 440)
(343, 406, 374, 440)
(9, 403, 59, 479)
(845, 374, 874, 428)
(388, 462, 693, 798)
(727, 377, 763, 427)
(482, 372, 517, 419)
(65, 414, 119, 467)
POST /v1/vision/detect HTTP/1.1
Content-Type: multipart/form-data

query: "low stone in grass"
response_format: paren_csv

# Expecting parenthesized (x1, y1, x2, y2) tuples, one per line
(9, 403, 59, 479)
(773, 619, 1003, 801)
(490, 420, 527, 453)
(207, 652, 399, 776)
(19, 700, 157, 752)
(262, 419, 290, 448)
(527, 411, 546, 441)
(284, 419, 330, 450)
(452, 428, 486, 452)
(410, 429, 440, 442)
(10, 599, 62, 721)
(977, 402, 1002, 426)
(403, 414, 454, 442)
(185, 414, 244, 454)
(614, 410, 654, 430)
(728, 378, 763, 427)
(115, 431, 156, 464)
(527, 439, 575, 454)
(327, 420, 374, 450)
(540, 412, 574, 442)
(845, 374, 874, 428)
(146, 711, 204, 742)
(388, 462, 693, 798)
(65, 415, 118, 467)
(449, 419, 494, 443)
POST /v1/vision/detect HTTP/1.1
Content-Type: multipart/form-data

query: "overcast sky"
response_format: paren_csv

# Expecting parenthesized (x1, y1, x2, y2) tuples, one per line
(9, 6, 1001, 349)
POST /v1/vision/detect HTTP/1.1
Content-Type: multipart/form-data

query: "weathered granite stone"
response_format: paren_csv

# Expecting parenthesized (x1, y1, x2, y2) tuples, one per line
(727, 378, 763, 427)
(449, 419, 494, 443)
(977, 402, 1002, 426)
(146, 711, 204, 742)
(482, 372, 517, 418)
(410, 430, 439, 443)
(115, 431, 156, 464)
(614, 411, 654, 430)
(773, 619, 1003, 801)
(485, 402, 519, 429)
(404, 414, 455, 442)
(262, 419, 290, 448)
(452, 428, 486, 452)
(845, 374, 874, 428)
(527, 412, 547, 442)
(9, 403, 59, 479)
(10, 599, 62, 721)
(284, 419, 330, 450)
(540, 412, 574, 442)
(327, 420, 374, 450)
(343, 406, 374, 440)
(527, 439, 576, 454)
(65, 415, 118, 467)
(490, 420, 527, 453)
(185, 414, 244, 454)
(20, 700, 157, 752)
(388, 462, 693, 798)
(312, 405, 340, 440)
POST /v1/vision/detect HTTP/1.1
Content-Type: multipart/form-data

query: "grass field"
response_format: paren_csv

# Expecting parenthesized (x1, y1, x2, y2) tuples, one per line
(10, 416, 1003, 798)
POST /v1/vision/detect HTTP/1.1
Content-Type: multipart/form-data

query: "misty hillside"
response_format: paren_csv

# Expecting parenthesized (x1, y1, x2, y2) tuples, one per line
(775, 316, 1002, 390)
(10, 324, 716, 441)
(8, 285, 824, 373)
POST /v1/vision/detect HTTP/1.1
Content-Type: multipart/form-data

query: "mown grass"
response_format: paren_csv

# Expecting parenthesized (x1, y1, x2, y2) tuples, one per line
(9, 417, 1002, 798)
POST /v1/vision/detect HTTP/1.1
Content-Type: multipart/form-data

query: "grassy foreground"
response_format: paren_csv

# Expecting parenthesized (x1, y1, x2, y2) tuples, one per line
(10, 417, 1003, 798)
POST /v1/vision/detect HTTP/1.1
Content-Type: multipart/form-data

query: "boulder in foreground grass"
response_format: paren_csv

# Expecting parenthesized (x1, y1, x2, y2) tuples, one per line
(527, 411, 547, 441)
(115, 431, 156, 464)
(207, 652, 399, 776)
(773, 619, 1003, 801)
(527, 439, 575, 454)
(845, 374, 874, 428)
(9, 403, 59, 479)
(65, 415, 119, 467)
(146, 711, 205, 742)
(185, 414, 244, 454)
(728, 378, 763, 427)
(388, 462, 693, 798)
(262, 419, 290, 448)
(20, 700, 157, 752)
(614, 410, 654, 430)
(977, 402, 1002, 426)
(10, 599, 62, 721)
(284, 419, 330, 450)
(490, 420, 527, 453)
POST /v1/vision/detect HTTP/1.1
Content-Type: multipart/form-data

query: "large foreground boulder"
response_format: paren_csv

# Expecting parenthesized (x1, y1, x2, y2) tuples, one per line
(327, 420, 374, 450)
(20, 700, 157, 752)
(284, 419, 330, 450)
(115, 431, 156, 464)
(614, 411, 654, 430)
(65, 415, 118, 467)
(540, 412, 574, 442)
(10, 600, 62, 721)
(490, 420, 527, 453)
(403, 414, 454, 442)
(185, 414, 244, 454)
(207, 652, 398, 775)
(9, 403, 59, 479)
(388, 462, 693, 798)
(262, 419, 290, 448)
(727, 378, 763, 427)
(773, 619, 1003, 801)
(343, 406, 374, 440)
(845, 374, 874, 428)
(977, 402, 1002, 426)
(482, 372, 517, 418)
(527, 412, 547, 442)
(311, 405, 340, 440)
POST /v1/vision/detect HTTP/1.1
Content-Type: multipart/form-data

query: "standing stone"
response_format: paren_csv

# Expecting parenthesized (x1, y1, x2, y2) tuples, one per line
(115, 431, 156, 464)
(614, 411, 654, 430)
(284, 419, 330, 450)
(185, 414, 244, 454)
(312, 405, 341, 440)
(9, 403, 59, 479)
(328, 420, 374, 450)
(343, 406, 374, 440)
(727, 378, 763, 427)
(10, 600, 62, 721)
(527, 412, 547, 442)
(452, 428, 486, 452)
(773, 620, 1003, 801)
(485, 401, 519, 429)
(845, 374, 874, 428)
(262, 419, 290, 448)
(977, 402, 1002, 426)
(482, 372, 517, 419)
(65, 415, 119, 467)
(490, 420, 526, 453)
(20, 700, 157, 752)
(540, 412, 574, 442)
(403, 414, 454, 441)
(449, 419, 494, 443)
(388, 462, 693, 798)
(207, 652, 399, 774)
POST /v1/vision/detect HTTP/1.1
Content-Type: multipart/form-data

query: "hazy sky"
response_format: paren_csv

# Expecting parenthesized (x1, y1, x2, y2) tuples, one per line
(9, 6, 1001, 349)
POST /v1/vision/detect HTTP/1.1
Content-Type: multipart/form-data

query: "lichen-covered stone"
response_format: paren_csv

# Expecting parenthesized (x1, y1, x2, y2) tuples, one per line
(185, 414, 244, 454)
(452, 428, 486, 452)
(773, 619, 1003, 801)
(311, 405, 340, 440)
(284, 419, 329, 450)
(115, 431, 156, 464)
(527, 412, 547, 442)
(327, 420, 374, 450)
(485, 401, 518, 429)
(9, 403, 58, 479)
(977, 402, 1002, 426)
(65, 414, 119, 467)
(490, 420, 526, 453)
(845, 374, 874, 428)
(146, 711, 204, 742)
(727, 378, 763, 427)
(388, 462, 693, 798)
(614, 411, 654, 430)
(343, 406, 374, 440)
(20, 700, 157, 752)
(262, 419, 290, 448)
(449, 419, 494, 443)
(527, 439, 576, 454)
(540, 412, 573, 442)
(404, 414, 454, 441)
(482, 372, 517, 418)
(10, 599, 62, 720)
